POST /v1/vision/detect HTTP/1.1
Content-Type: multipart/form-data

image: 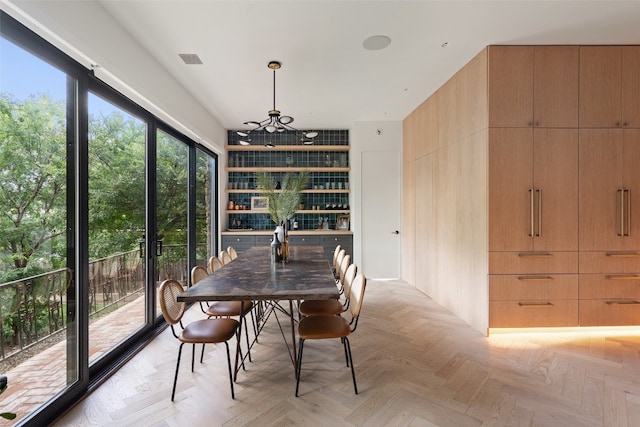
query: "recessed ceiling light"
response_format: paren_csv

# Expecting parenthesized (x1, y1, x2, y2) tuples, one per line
(363, 35, 391, 51)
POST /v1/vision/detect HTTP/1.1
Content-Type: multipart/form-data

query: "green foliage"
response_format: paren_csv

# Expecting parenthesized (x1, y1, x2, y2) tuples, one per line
(255, 171, 309, 225)
(0, 93, 66, 280)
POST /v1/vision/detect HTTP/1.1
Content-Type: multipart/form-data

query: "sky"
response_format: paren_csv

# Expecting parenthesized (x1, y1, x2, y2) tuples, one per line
(0, 37, 121, 116)
(0, 37, 66, 101)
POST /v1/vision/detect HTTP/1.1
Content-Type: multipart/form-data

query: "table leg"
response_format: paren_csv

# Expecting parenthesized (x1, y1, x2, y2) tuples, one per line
(290, 299, 301, 378)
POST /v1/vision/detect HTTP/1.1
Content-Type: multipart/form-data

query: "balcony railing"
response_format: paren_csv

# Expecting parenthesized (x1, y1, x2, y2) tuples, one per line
(0, 244, 194, 366)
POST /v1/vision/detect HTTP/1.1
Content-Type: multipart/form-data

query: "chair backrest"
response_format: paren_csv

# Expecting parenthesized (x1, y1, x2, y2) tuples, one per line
(338, 254, 351, 285)
(342, 263, 357, 299)
(332, 245, 342, 267)
(208, 256, 223, 273)
(159, 279, 186, 326)
(348, 274, 367, 331)
(335, 249, 346, 270)
(219, 250, 232, 265)
(227, 246, 239, 260)
(191, 265, 208, 286)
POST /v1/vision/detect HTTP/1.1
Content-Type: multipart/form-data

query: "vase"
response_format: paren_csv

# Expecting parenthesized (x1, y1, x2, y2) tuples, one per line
(275, 225, 285, 243)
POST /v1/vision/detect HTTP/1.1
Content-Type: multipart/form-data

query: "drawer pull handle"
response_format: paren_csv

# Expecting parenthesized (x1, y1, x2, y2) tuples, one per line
(606, 274, 640, 280)
(605, 252, 640, 257)
(518, 302, 553, 307)
(517, 275, 553, 281)
(517, 252, 552, 257)
(606, 300, 640, 305)
(236, 238, 241, 242)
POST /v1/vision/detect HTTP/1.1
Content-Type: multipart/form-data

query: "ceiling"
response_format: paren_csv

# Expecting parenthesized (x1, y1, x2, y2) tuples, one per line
(96, 1, 640, 131)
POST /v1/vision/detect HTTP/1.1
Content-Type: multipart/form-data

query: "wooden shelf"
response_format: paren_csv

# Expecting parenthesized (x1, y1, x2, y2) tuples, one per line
(226, 209, 350, 215)
(226, 167, 350, 173)
(227, 145, 349, 152)
(226, 189, 350, 194)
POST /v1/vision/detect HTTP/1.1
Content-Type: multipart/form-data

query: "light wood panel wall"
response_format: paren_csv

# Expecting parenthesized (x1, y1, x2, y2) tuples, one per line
(402, 49, 489, 333)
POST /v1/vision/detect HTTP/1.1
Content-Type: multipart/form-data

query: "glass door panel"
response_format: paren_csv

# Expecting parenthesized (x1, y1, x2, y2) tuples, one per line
(87, 93, 146, 365)
(155, 130, 188, 312)
(196, 148, 217, 269)
(0, 37, 74, 422)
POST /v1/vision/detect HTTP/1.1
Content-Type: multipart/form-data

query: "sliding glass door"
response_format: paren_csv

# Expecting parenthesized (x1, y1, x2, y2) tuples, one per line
(87, 93, 147, 365)
(155, 130, 189, 307)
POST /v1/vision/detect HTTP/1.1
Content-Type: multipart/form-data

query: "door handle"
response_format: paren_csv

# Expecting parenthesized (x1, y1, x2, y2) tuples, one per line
(391, 230, 399, 235)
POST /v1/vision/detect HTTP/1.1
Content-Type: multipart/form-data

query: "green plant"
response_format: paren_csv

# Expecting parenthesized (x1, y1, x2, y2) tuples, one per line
(255, 171, 309, 226)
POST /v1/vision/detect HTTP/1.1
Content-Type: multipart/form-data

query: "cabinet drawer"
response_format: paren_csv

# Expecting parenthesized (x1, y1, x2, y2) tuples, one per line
(320, 235, 353, 248)
(579, 299, 640, 326)
(489, 274, 578, 301)
(580, 274, 640, 299)
(489, 251, 578, 274)
(490, 300, 578, 328)
(222, 235, 256, 251)
(256, 235, 274, 246)
(288, 235, 320, 246)
(579, 251, 640, 274)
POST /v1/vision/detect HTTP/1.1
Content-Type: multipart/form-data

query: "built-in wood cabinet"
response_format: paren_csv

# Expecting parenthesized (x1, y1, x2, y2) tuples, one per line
(404, 44, 640, 333)
(489, 128, 578, 252)
(579, 46, 640, 128)
(488, 46, 579, 128)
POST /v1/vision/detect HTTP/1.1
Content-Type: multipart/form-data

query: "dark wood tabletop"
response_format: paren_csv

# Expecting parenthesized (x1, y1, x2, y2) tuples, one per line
(177, 245, 340, 302)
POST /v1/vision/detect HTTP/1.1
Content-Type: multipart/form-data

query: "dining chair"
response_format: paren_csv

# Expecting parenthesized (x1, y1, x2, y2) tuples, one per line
(333, 249, 346, 282)
(158, 279, 239, 400)
(337, 254, 351, 288)
(190, 265, 255, 362)
(208, 256, 224, 273)
(295, 273, 367, 396)
(299, 263, 357, 317)
(329, 245, 342, 276)
(227, 246, 239, 260)
(219, 250, 232, 265)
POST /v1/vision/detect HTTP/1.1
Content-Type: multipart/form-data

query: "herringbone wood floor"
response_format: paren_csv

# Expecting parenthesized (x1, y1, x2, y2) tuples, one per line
(54, 279, 640, 426)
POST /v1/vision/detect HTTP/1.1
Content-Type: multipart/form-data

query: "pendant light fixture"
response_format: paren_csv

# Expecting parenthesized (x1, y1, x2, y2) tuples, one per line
(236, 61, 317, 147)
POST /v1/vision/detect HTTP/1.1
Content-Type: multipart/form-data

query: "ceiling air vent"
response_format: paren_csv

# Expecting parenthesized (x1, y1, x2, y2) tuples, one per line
(178, 54, 203, 65)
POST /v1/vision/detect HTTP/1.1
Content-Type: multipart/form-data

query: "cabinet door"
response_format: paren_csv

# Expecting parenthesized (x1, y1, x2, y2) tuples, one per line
(579, 129, 625, 250)
(533, 46, 579, 128)
(622, 129, 640, 244)
(532, 129, 579, 251)
(579, 46, 622, 128)
(489, 128, 533, 251)
(488, 46, 534, 127)
(622, 46, 640, 128)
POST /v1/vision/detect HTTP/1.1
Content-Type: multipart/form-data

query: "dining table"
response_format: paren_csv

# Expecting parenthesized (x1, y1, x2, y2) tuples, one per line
(177, 245, 340, 378)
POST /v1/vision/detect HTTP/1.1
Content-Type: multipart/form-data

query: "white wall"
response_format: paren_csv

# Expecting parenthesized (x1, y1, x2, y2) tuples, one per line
(350, 121, 403, 269)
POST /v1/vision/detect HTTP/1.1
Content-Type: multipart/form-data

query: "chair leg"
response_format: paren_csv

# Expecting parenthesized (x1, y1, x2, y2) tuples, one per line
(342, 337, 349, 366)
(172, 343, 185, 401)
(224, 341, 235, 399)
(244, 316, 252, 362)
(201, 343, 206, 363)
(191, 343, 196, 372)
(344, 337, 358, 394)
(295, 338, 305, 397)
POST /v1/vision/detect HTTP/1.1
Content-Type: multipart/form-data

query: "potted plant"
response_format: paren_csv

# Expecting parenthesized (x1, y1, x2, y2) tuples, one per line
(256, 171, 309, 242)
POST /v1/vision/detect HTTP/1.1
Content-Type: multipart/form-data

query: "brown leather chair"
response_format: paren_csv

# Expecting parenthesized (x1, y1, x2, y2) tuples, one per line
(191, 265, 255, 361)
(299, 263, 356, 316)
(158, 279, 239, 400)
(295, 273, 367, 396)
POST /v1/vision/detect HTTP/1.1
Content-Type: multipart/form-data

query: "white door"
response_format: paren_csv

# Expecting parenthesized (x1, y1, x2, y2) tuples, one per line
(361, 151, 401, 278)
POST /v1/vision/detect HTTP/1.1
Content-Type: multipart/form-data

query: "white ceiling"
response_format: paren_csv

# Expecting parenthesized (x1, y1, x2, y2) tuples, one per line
(96, 1, 640, 131)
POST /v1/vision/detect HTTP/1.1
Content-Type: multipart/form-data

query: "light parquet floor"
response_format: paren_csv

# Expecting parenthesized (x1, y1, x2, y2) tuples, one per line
(55, 279, 640, 426)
